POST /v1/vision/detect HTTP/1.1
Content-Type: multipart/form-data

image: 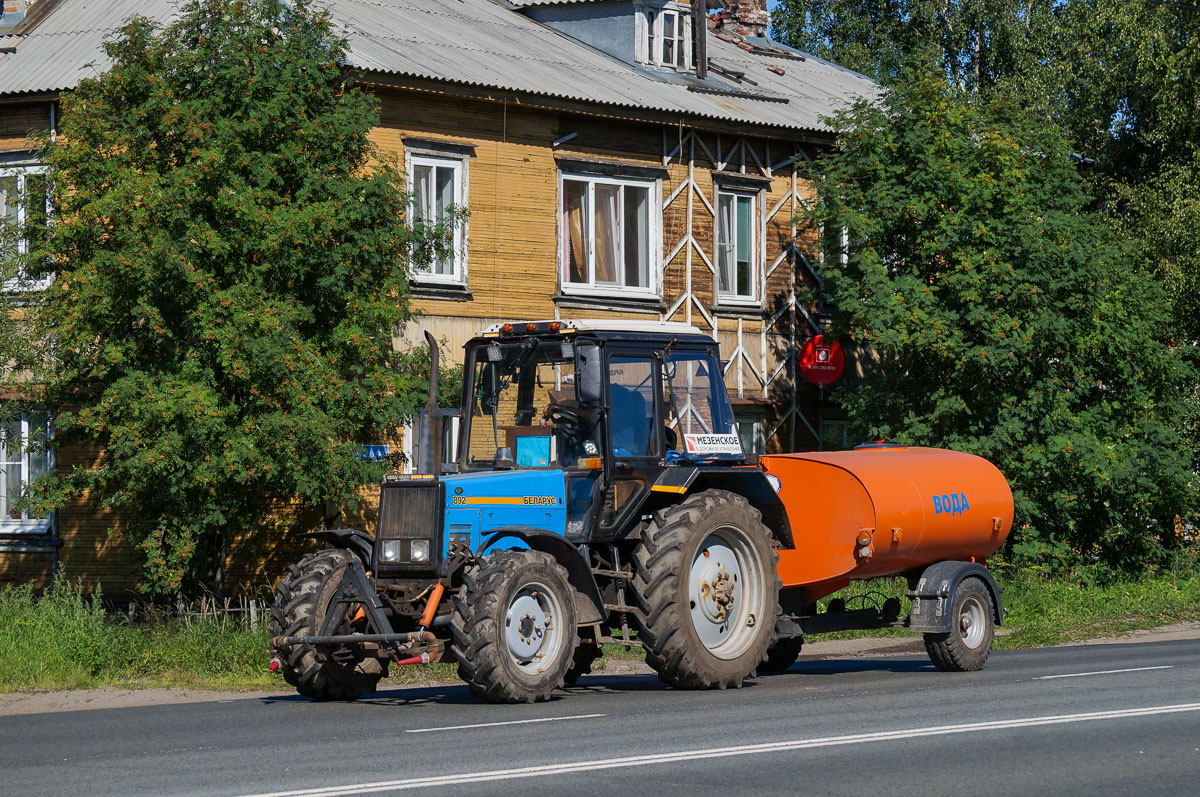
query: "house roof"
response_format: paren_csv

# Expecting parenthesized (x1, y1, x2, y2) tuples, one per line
(0, 0, 876, 137)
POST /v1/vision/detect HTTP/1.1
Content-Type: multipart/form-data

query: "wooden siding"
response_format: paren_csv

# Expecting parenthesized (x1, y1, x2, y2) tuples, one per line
(0, 102, 50, 152)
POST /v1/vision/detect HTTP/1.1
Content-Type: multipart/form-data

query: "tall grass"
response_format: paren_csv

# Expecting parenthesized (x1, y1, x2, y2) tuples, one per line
(0, 578, 272, 692)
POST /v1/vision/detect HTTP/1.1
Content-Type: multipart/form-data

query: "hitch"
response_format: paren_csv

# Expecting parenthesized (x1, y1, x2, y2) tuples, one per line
(268, 556, 447, 668)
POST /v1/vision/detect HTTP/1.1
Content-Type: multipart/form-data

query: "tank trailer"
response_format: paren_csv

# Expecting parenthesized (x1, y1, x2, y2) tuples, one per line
(269, 320, 1013, 702)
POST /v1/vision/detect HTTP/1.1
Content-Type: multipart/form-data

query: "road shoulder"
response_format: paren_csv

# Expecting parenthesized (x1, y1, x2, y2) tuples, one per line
(3, 621, 1197, 717)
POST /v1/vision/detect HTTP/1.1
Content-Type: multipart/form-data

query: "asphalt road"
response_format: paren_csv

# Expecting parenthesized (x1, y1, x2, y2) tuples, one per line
(3, 639, 1198, 797)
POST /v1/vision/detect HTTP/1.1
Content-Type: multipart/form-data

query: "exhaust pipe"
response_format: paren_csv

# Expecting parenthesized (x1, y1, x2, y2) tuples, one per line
(417, 330, 441, 476)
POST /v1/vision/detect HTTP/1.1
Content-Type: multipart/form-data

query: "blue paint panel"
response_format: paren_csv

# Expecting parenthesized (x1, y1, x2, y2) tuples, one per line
(439, 470, 567, 557)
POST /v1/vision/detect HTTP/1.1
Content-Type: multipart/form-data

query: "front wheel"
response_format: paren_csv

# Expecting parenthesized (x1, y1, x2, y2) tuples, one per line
(269, 549, 387, 701)
(924, 576, 995, 672)
(452, 550, 580, 703)
(632, 489, 781, 689)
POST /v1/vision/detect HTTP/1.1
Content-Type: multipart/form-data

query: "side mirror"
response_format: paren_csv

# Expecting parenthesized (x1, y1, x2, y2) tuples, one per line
(480, 362, 499, 415)
(577, 343, 603, 407)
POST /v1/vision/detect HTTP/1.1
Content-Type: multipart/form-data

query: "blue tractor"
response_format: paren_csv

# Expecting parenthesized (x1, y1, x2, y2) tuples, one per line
(269, 320, 792, 702)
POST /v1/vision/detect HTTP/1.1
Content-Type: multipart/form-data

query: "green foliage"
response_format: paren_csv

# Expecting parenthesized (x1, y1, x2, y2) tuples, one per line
(774, 0, 1200, 341)
(23, 0, 447, 593)
(810, 72, 1197, 574)
(772, 0, 1059, 92)
(0, 576, 270, 691)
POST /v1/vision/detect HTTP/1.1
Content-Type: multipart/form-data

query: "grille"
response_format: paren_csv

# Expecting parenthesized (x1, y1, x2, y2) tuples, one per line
(375, 480, 444, 572)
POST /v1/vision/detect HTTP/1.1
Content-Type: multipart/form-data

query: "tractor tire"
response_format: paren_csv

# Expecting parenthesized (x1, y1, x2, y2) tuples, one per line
(563, 640, 602, 685)
(760, 637, 804, 672)
(269, 549, 387, 701)
(451, 550, 579, 703)
(631, 489, 781, 689)
(924, 576, 995, 672)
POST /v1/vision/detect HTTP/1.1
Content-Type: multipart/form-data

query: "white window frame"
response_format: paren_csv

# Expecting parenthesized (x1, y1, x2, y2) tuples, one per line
(1, 164, 52, 292)
(558, 171, 661, 299)
(635, 2, 693, 71)
(715, 187, 762, 305)
(404, 149, 468, 286)
(0, 409, 54, 534)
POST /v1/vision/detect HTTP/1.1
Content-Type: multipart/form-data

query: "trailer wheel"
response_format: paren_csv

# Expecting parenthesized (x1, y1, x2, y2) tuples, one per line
(269, 549, 387, 701)
(452, 550, 579, 703)
(632, 489, 781, 689)
(924, 576, 995, 672)
(760, 637, 804, 672)
(563, 640, 602, 685)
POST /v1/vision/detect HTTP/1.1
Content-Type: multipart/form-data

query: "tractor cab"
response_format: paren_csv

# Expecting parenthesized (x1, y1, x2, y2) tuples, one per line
(453, 320, 746, 540)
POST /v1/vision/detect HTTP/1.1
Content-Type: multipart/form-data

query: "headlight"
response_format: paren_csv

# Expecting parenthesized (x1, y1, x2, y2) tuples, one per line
(381, 540, 402, 562)
(765, 473, 782, 493)
(410, 539, 431, 563)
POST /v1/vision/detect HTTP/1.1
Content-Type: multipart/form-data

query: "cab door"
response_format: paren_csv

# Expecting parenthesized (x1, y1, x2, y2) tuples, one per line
(598, 351, 663, 535)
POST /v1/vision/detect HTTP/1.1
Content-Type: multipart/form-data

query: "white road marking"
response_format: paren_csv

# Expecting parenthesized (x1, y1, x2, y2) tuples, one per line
(238, 702, 1200, 797)
(1034, 665, 1175, 680)
(404, 713, 605, 734)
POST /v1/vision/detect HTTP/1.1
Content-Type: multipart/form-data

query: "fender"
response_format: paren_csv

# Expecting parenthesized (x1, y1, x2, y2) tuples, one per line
(294, 529, 374, 566)
(650, 467, 795, 549)
(906, 560, 1004, 633)
(480, 527, 606, 626)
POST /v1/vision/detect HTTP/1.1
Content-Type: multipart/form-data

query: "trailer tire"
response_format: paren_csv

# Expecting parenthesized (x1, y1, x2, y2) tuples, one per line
(632, 490, 781, 689)
(760, 637, 804, 672)
(923, 576, 995, 672)
(564, 640, 602, 685)
(452, 550, 579, 703)
(269, 549, 387, 701)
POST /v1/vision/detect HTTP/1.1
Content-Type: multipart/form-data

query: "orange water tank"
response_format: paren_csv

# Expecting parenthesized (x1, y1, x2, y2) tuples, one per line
(759, 447, 1013, 603)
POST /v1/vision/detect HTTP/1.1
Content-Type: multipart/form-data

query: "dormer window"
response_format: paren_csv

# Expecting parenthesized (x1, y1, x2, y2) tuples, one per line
(636, 2, 693, 71)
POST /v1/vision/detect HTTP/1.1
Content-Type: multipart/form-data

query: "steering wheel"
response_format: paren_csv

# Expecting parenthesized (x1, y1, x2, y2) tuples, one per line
(544, 404, 584, 431)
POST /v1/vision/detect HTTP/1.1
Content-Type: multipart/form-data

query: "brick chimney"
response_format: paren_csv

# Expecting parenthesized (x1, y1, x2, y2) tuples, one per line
(720, 0, 770, 39)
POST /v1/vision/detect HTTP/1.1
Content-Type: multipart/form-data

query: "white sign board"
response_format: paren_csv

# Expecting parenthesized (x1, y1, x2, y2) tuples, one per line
(683, 433, 743, 456)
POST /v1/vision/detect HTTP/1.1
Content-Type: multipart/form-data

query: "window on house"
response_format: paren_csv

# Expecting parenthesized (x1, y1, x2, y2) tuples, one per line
(637, 3, 692, 70)
(716, 189, 758, 302)
(0, 410, 52, 531)
(406, 152, 467, 284)
(560, 174, 656, 294)
(1, 166, 51, 291)
(736, 415, 766, 455)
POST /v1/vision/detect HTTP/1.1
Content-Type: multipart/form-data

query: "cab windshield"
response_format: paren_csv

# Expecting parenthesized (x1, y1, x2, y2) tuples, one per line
(464, 339, 597, 468)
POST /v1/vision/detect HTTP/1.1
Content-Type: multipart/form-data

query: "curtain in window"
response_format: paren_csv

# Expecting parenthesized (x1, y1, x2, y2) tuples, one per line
(594, 183, 619, 284)
(624, 185, 649, 288)
(0, 416, 21, 520)
(0, 176, 16, 260)
(413, 164, 432, 223)
(736, 195, 752, 296)
(717, 193, 735, 293)
(563, 180, 588, 284)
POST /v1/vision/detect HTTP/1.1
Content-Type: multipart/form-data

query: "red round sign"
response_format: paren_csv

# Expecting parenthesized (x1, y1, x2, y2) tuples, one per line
(798, 335, 845, 386)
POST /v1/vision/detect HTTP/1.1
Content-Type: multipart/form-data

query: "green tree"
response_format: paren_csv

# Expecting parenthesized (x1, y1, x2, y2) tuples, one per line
(24, 0, 453, 594)
(772, 0, 1058, 92)
(809, 72, 1196, 574)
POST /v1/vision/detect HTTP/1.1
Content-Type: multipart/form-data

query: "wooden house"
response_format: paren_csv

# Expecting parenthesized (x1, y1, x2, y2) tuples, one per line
(0, 0, 876, 593)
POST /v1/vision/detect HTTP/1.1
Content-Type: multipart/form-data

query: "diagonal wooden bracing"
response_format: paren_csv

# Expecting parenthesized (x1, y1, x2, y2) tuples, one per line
(662, 128, 822, 450)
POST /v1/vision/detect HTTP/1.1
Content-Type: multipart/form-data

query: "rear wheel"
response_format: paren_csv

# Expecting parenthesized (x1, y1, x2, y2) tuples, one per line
(632, 490, 781, 689)
(452, 550, 579, 703)
(269, 549, 387, 701)
(924, 576, 995, 672)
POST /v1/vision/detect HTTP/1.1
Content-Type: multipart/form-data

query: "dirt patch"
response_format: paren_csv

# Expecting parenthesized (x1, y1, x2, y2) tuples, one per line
(3, 621, 1197, 717)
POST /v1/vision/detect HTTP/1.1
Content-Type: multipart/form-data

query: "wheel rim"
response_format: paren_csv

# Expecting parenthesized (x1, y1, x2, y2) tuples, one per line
(958, 594, 988, 650)
(687, 526, 765, 660)
(504, 580, 566, 674)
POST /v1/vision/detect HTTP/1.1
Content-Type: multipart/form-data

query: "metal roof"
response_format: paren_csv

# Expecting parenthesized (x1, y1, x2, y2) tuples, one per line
(0, 0, 876, 135)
